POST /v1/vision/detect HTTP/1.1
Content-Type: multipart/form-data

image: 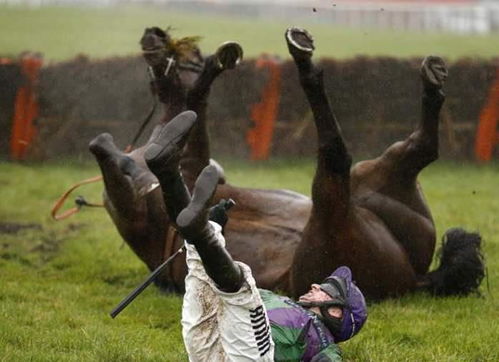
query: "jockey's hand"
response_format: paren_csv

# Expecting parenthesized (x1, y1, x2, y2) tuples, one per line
(208, 199, 235, 229)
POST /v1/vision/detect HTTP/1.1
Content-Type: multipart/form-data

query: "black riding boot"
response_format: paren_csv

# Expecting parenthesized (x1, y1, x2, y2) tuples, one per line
(177, 165, 243, 293)
(144, 111, 197, 223)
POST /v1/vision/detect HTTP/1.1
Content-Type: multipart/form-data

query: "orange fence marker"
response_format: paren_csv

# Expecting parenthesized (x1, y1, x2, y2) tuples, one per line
(10, 53, 43, 160)
(475, 67, 499, 162)
(247, 55, 282, 161)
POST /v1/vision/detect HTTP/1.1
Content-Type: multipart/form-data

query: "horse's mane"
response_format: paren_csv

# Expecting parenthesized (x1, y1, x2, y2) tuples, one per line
(164, 27, 202, 63)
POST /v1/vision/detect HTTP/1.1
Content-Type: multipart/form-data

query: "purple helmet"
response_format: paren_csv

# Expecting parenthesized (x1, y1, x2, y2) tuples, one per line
(322, 266, 367, 342)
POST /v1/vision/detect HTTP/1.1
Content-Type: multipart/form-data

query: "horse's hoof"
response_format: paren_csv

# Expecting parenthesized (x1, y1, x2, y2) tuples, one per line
(117, 156, 160, 197)
(144, 111, 197, 171)
(420, 56, 448, 90)
(117, 156, 138, 176)
(285, 27, 315, 59)
(89, 133, 116, 159)
(215, 41, 243, 70)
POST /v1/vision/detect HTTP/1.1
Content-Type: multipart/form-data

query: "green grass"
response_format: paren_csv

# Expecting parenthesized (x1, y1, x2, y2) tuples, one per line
(2, 5, 497, 360)
(1, 5, 499, 62)
(0, 160, 498, 361)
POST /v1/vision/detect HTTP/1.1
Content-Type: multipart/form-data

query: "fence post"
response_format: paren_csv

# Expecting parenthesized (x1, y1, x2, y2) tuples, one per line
(10, 53, 43, 160)
(475, 67, 499, 162)
(246, 55, 282, 161)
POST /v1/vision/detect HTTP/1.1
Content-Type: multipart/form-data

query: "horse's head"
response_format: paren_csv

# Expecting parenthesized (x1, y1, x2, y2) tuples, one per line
(140, 27, 203, 86)
(140, 27, 172, 68)
(140, 27, 204, 116)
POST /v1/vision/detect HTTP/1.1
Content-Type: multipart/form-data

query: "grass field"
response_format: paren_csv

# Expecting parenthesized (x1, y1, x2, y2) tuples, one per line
(1, 5, 499, 62)
(1, 4, 498, 361)
(0, 160, 498, 361)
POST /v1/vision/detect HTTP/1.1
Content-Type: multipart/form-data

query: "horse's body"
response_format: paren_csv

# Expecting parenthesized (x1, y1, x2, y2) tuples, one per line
(292, 134, 438, 299)
(90, 27, 483, 299)
(284, 28, 483, 299)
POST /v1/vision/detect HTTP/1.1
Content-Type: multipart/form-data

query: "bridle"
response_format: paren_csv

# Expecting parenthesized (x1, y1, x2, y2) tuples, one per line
(145, 56, 176, 79)
(52, 40, 206, 221)
(142, 45, 204, 80)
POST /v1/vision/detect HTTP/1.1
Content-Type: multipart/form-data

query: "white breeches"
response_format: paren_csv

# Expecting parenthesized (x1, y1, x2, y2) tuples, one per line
(181, 222, 274, 362)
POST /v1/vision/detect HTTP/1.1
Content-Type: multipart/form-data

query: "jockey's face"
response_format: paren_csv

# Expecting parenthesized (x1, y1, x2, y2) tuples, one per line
(299, 284, 343, 318)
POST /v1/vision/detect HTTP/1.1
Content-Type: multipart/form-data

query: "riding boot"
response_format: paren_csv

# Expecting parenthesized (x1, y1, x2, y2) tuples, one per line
(177, 165, 243, 293)
(144, 111, 197, 223)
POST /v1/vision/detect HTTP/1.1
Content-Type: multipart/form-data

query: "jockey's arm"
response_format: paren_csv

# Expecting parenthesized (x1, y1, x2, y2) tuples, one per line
(310, 343, 343, 362)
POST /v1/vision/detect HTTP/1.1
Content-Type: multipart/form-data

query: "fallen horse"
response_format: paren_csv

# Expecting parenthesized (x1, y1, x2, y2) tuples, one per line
(91, 27, 484, 300)
(89, 27, 310, 294)
(283, 28, 484, 299)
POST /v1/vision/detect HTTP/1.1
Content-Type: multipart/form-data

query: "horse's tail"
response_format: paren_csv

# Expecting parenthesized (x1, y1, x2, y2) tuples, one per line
(425, 228, 485, 296)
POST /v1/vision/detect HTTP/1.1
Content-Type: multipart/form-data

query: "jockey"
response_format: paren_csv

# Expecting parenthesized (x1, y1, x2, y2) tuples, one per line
(144, 111, 367, 361)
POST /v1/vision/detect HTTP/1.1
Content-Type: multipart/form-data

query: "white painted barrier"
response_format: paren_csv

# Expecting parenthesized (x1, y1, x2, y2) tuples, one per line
(1, 0, 499, 34)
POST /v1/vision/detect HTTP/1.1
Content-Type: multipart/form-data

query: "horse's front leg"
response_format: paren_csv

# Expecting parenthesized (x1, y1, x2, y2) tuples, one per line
(89, 133, 170, 271)
(186, 42, 243, 108)
(181, 43, 243, 184)
(89, 133, 158, 218)
(286, 28, 352, 296)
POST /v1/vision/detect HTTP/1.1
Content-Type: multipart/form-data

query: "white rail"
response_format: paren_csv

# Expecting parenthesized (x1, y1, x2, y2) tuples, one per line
(1, 0, 499, 34)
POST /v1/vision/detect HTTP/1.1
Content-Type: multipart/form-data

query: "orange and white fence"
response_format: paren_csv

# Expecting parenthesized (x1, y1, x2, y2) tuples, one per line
(1, 54, 497, 162)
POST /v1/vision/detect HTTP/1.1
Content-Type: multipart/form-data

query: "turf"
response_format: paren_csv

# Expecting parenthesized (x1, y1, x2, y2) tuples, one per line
(1, 5, 499, 62)
(1, 4, 498, 360)
(0, 160, 498, 361)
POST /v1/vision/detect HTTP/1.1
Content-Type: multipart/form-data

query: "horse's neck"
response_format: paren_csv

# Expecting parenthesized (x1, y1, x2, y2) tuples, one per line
(157, 88, 186, 112)
(151, 101, 210, 185)
(153, 66, 211, 182)
(160, 103, 186, 123)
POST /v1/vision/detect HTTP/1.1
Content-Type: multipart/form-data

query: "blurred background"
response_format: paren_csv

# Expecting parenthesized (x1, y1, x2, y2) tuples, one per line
(3, 0, 499, 35)
(1, 0, 498, 163)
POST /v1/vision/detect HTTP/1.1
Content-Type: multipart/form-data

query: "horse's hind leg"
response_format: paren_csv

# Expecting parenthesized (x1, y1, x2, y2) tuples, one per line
(380, 56, 447, 178)
(358, 57, 447, 276)
(286, 28, 351, 215)
(181, 43, 243, 184)
(287, 28, 354, 297)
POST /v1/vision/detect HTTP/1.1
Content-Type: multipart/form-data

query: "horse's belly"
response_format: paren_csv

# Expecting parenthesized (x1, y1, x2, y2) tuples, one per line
(349, 208, 421, 298)
(224, 219, 301, 292)
(216, 185, 311, 293)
